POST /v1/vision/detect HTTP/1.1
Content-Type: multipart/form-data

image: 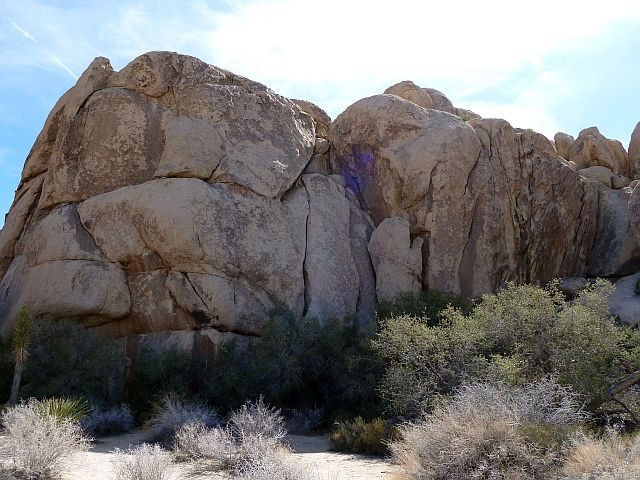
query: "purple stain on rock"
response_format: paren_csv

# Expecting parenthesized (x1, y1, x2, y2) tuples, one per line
(341, 146, 375, 194)
(358, 151, 375, 166)
(342, 166, 361, 193)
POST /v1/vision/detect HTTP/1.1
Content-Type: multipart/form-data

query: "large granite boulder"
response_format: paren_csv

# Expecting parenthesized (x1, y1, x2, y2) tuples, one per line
(569, 126, 631, 177)
(331, 93, 482, 293)
(0, 52, 369, 340)
(331, 93, 605, 297)
(1, 57, 639, 343)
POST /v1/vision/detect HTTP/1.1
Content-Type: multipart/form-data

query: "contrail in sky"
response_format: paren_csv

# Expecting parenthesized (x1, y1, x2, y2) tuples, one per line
(9, 19, 79, 80)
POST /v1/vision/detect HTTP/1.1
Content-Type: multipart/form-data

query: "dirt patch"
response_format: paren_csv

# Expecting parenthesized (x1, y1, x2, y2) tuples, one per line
(1, 431, 396, 479)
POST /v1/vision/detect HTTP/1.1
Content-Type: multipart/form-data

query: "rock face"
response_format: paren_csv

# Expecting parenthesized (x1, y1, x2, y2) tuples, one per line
(0, 52, 367, 342)
(588, 186, 640, 277)
(331, 98, 607, 297)
(368, 218, 423, 302)
(554, 132, 574, 160)
(569, 127, 631, 177)
(609, 273, 640, 326)
(630, 122, 640, 179)
(1, 51, 640, 342)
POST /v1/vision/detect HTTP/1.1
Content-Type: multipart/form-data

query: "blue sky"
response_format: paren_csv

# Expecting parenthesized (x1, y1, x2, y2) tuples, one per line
(2, 0, 640, 226)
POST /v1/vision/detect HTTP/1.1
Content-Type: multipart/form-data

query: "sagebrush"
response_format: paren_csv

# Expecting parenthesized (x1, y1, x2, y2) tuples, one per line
(390, 379, 586, 480)
(563, 429, 640, 479)
(0, 399, 90, 479)
(112, 443, 172, 480)
(81, 404, 134, 436)
(146, 394, 219, 445)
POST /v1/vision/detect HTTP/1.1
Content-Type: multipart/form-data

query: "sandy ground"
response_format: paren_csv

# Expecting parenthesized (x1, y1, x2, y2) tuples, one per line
(2, 431, 396, 479)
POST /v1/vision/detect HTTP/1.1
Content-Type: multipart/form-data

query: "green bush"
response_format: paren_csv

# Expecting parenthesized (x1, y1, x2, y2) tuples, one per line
(207, 305, 382, 419)
(126, 349, 206, 420)
(373, 309, 487, 417)
(21, 320, 126, 405)
(329, 417, 396, 455)
(374, 280, 639, 418)
(376, 290, 472, 324)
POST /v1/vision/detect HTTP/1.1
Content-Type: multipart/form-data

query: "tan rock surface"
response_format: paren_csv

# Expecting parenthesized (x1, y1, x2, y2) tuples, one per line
(76, 178, 307, 334)
(368, 217, 422, 302)
(588, 186, 640, 277)
(301, 174, 360, 322)
(554, 132, 574, 159)
(630, 121, 640, 178)
(292, 99, 331, 138)
(578, 166, 615, 188)
(332, 96, 600, 296)
(569, 126, 630, 176)
(608, 273, 640, 327)
(331, 94, 481, 293)
(384, 81, 456, 114)
(1, 55, 638, 341)
(154, 116, 225, 179)
(461, 119, 598, 296)
(628, 181, 640, 247)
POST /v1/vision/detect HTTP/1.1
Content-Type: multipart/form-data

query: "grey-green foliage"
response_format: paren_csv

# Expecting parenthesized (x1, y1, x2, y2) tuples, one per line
(375, 280, 638, 418)
(373, 308, 486, 418)
(208, 305, 381, 417)
(21, 320, 126, 404)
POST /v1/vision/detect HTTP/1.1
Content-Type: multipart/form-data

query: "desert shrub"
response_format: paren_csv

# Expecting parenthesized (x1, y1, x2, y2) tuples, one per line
(481, 281, 634, 409)
(377, 290, 472, 323)
(228, 397, 287, 442)
(208, 305, 381, 418)
(146, 394, 219, 445)
(174, 398, 293, 476)
(81, 404, 134, 436)
(452, 377, 587, 426)
(174, 421, 238, 468)
(21, 320, 125, 404)
(375, 281, 638, 418)
(563, 429, 640, 479)
(126, 348, 206, 420)
(232, 440, 319, 480)
(373, 308, 486, 417)
(390, 379, 584, 480)
(0, 399, 90, 478)
(329, 416, 396, 455)
(112, 443, 172, 480)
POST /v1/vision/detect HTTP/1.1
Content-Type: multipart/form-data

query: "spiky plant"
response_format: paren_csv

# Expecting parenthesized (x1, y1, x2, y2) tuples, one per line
(36, 397, 92, 423)
(8, 308, 32, 406)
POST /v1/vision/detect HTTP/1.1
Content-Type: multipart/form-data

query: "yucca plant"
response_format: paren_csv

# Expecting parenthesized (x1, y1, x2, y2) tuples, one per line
(36, 397, 92, 423)
(8, 308, 32, 406)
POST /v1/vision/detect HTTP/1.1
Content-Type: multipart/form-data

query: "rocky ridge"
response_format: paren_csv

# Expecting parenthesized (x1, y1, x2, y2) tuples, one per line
(1, 51, 639, 352)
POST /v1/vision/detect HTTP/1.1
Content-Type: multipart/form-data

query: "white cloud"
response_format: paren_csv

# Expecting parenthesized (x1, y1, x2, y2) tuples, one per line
(10, 21, 36, 42)
(2, 0, 640, 136)
(6, 18, 78, 80)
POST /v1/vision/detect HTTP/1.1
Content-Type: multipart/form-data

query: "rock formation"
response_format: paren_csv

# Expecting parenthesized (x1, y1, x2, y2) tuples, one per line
(1, 51, 639, 345)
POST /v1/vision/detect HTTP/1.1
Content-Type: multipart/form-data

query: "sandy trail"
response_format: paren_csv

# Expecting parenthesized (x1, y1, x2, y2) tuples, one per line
(51, 431, 397, 479)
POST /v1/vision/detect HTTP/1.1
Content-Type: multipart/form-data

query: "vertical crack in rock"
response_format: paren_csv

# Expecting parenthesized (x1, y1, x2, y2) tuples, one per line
(462, 150, 482, 196)
(301, 185, 312, 317)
